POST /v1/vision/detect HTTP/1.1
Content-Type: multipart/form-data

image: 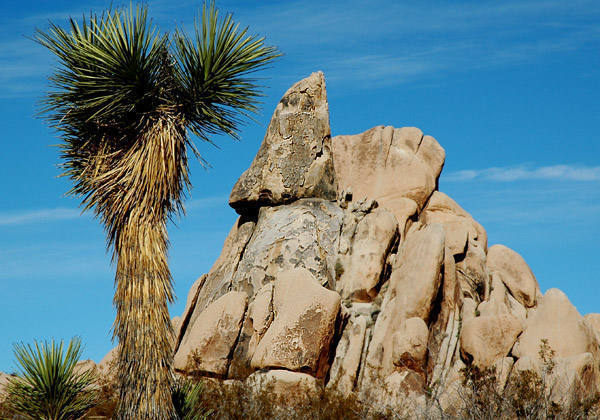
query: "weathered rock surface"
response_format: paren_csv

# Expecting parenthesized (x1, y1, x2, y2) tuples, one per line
(487, 244, 540, 308)
(364, 224, 445, 379)
(427, 244, 462, 382)
(0, 372, 12, 399)
(335, 206, 398, 301)
(246, 369, 319, 401)
(460, 314, 523, 368)
(493, 357, 514, 391)
(548, 353, 600, 405)
(585, 313, 600, 344)
(230, 72, 336, 210)
(186, 217, 256, 322)
(456, 238, 489, 302)
(392, 317, 429, 371)
(477, 272, 527, 323)
(232, 199, 343, 298)
(174, 291, 248, 375)
(332, 125, 444, 227)
(513, 289, 599, 363)
(250, 268, 341, 377)
(327, 315, 368, 396)
(229, 284, 274, 378)
(421, 191, 487, 254)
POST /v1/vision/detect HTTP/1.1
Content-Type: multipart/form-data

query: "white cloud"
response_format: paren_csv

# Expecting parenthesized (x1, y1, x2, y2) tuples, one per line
(2, 0, 599, 97)
(0, 208, 84, 226)
(0, 195, 227, 226)
(444, 164, 600, 182)
(186, 195, 227, 210)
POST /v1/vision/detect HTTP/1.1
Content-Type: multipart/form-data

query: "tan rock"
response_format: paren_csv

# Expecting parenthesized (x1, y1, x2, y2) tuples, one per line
(421, 191, 487, 254)
(460, 314, 523, 368)
(385, 224, 445, 321)
(174, 274, 206, 347)
(462, 297, 477, 323)
(229, 284, 274, 378)
(456, 239, 489, 302)
(427, 244, 462, 380)
(511, 355, 540, 377)
(230, 72, 336, 210)
(437, 359, 467, 414)
(171, 316, 182, 346)
(174, 291, 248, 376)
(549, 353, 600, 406)
(365, 224, 444, 379)
(487, 244, 539, 308)
(512, 288, 599, 363)
(492, 357, 514, 391)
(392, 317, 429, 371)
(478, 273, 526, 324)
(327, 315, 368, 396)
(584, 313, 600, 344)
(251, 268, 341, 377)
(74, 359, 97, 376)
(0, 372, 12, 400)
(378, 370, 426, 414)
(336, 207, 398, 301)
(245, 369, 318, 403)
(332, 125, 445, 222)
(98, 346, 118, 380)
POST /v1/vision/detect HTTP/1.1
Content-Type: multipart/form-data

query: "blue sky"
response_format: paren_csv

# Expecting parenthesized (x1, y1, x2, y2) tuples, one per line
(0, 0, 599, 371)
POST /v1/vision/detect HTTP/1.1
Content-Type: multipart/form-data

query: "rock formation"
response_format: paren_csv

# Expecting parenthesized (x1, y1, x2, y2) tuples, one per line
(99, 71, 600, 413)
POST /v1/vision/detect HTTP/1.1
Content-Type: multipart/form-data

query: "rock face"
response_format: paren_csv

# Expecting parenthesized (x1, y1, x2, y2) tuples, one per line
(487, 244, 539, 308)
(98, 72, 599, 414)
(174, 291, 248, 375)
(229, 72, 336, 211)
(421, 191, 487, 255)
(335, 206, 398, 301)
(460, 314, 523, 368)
(250, 268, 341, 378)
(512, 288, 599, 363)
(332, 125, 444, 231)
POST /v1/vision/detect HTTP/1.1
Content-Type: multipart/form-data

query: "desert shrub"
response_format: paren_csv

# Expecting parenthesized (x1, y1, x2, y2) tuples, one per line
(83, 369, 118, 419)
(5, 337, 99, 420)
(173, 374, 398, 420)
(439, 339, 600, 420)
(334, 260, 345, 280)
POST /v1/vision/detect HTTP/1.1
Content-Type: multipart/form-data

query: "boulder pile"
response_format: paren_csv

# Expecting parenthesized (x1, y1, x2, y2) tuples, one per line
(119, 72, 600, 412)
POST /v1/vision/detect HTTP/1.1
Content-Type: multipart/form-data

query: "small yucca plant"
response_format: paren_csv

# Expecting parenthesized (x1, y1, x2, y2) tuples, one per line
(172, 378, 210, 420)
(5, 337, 98, 420)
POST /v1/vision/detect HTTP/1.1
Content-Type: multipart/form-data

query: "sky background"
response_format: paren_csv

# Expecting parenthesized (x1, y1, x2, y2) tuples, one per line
(0, 0, 599, 372)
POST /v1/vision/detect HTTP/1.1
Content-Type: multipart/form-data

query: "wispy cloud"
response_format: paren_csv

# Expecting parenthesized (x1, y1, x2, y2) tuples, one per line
(0, 194, 227, 226)
(2, 0, 599, 97)
(0, 208, 84, 226)
(186, 195, 227, 210)
(444, 164, 600, 182)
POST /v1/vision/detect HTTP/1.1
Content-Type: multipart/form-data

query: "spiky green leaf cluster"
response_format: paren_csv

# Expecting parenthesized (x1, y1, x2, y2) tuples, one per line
(172, 378, 211, 420)
(173, 3, 280, 141)
(5, 337, 99, 420)
(34, 2, 280, 200)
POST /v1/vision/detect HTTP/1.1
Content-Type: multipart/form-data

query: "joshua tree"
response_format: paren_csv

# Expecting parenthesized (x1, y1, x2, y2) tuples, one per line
(35, 4, 279, 418)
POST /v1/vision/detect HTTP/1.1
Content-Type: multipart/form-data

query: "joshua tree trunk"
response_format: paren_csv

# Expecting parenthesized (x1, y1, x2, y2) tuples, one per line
(113, 218, 175, 418)
(101, 114, 188, 418)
